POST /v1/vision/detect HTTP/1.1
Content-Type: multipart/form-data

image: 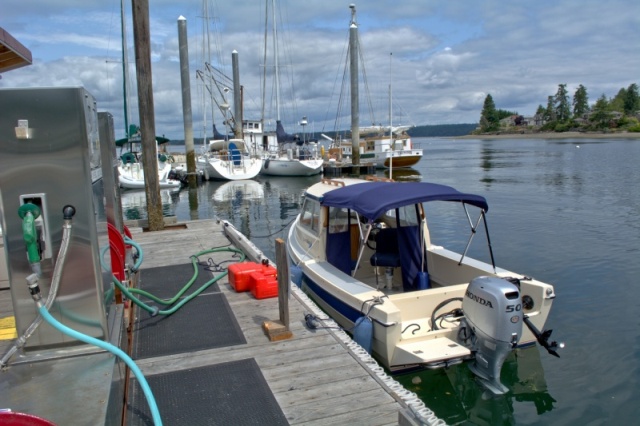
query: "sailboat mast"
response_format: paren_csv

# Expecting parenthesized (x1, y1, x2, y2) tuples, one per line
(389, 52, 393, 178)
(273, 0, 281, 122)
(349, 4, 360, 166)
(261, 1, 268, 124)
(120, 0, 131, 138)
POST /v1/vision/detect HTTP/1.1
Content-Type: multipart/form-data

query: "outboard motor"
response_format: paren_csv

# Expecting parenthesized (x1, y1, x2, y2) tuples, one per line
(462, 276, 523, 394)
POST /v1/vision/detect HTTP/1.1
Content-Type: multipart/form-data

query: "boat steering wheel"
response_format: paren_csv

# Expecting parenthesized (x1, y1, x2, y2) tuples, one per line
(366, 223, 384, 250)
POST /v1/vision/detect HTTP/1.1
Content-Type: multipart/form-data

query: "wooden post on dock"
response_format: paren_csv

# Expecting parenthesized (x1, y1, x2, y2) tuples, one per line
(262, 238, 292, 341)
(177, 16, 197, 188)
(132, 0, 163, 231)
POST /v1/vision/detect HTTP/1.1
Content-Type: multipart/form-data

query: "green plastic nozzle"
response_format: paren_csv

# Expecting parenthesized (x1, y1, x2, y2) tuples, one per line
(19, 203, 42, 264)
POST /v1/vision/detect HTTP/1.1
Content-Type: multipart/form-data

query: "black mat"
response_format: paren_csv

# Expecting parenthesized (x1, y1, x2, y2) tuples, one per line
(132, 292, 246, 359)
(126, 359, 289, 426)
(139, 262, 221, 299)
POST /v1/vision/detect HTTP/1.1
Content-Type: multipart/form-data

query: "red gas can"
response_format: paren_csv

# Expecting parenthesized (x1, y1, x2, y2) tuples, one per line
(228, 262, 262, 292)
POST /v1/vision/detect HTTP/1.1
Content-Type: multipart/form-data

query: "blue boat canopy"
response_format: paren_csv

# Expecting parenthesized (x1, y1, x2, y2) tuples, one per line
(320, 181, 489, 221)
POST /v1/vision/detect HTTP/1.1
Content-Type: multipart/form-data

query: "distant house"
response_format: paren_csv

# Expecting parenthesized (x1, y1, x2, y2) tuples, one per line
(500, 115, 533, 128)
(534, 113, 545, 127)
(499, 115, 518, 127)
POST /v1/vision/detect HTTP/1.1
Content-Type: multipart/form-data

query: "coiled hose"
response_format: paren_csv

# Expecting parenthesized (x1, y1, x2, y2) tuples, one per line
(105, 246, 245, 316)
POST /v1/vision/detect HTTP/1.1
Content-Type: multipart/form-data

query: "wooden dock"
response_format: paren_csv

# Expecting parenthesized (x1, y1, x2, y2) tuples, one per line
(1, 218, 443, 425)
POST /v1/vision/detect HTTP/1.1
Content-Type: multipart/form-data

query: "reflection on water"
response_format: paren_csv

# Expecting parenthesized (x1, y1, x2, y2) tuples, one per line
(396, 347, 555, 425)
(116, 137, 640, 424)
(212, 180, 264, 202)
(384, 167, 421, 181)
(120, 188, 181, 220)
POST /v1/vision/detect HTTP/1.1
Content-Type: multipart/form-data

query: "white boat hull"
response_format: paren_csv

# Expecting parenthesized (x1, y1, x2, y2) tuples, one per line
(118, 162, 181, 189)
(197, 155, 262, 181)
(260, 157, 323, 176)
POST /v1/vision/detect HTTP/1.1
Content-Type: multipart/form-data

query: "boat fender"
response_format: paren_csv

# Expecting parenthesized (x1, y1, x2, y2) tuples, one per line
(290, 265, 303, 287)
(415, 271, 430, 290)
(264, 158, 270, 169)
(353, 316, 373, 354)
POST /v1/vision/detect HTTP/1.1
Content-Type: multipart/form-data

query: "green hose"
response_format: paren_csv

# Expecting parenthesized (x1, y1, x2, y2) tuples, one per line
(109, 246, 246, 316)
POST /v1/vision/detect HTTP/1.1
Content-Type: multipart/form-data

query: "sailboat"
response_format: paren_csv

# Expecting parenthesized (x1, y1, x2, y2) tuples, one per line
(195, 3, 262, 181)
(323, 5, 422, 170)
(256, 0, 323, 177)
(115, 0, 181, 190)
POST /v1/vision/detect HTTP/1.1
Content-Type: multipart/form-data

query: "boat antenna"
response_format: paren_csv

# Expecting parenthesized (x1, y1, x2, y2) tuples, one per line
(389, 52, 393, 179)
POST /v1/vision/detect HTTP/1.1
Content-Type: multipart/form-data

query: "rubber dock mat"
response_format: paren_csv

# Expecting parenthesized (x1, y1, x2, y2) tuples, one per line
(139, 262, 222, 298)
(131, 292, 246, 359)
(126, 359, 289, 425)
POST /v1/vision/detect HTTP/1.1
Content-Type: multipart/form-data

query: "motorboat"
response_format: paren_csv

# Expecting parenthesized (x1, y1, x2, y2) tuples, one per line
(118, 150, 181, 190)
(196, 139, 262, 181)
(327, 126, 423, 169)
(287, 177, 562, 394)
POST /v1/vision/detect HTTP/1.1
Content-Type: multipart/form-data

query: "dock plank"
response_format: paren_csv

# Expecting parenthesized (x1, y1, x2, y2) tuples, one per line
(2, 219, 435, 425)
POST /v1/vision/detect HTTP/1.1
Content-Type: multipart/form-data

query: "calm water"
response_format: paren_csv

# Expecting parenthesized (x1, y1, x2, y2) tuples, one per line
(122, 136, 640, 425)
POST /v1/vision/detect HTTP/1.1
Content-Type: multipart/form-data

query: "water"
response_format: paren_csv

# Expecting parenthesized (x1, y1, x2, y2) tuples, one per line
(122, 136, 640, 425)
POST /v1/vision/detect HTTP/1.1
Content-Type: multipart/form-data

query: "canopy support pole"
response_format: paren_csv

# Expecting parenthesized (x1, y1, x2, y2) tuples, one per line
(458, 204, 483, 267)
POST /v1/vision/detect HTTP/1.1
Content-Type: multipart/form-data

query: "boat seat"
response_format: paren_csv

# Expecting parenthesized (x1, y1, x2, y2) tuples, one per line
(228, 142, 242, 166)
(370, 228, 401, 268)
(121, 152, 137, 164)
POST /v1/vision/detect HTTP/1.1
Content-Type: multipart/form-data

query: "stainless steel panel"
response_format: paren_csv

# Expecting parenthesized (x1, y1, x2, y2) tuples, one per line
(98, 112, 124, 233)
(0, 87, 109, 355)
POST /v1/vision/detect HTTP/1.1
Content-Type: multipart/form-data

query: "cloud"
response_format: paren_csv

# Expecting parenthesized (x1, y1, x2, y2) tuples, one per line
(2, 0, 639, 136)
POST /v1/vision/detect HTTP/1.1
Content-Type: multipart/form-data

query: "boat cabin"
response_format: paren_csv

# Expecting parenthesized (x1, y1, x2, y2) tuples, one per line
(295, 178, 492, 292)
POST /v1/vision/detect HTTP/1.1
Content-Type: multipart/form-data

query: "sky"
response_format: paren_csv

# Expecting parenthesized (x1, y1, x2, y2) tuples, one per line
(2, 0, 639, 140)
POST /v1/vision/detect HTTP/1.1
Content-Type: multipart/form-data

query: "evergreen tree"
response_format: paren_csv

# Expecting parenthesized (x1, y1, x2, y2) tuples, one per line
(623, 83, 640, 115)
(544, 96, 556, 122)
(480, 94, 499, 132)
(572, 84, 589, 117)
(610, 88, 626, 112)
(554, 84, 571, 122)
(590, 94, 611, 128)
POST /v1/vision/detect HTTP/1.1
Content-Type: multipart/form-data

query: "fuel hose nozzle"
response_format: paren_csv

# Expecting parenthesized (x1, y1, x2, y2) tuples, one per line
(18, 203, 42, 277)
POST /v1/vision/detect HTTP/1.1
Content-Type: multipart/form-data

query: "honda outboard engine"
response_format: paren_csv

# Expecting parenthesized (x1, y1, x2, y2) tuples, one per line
(462, 276, 523, 394)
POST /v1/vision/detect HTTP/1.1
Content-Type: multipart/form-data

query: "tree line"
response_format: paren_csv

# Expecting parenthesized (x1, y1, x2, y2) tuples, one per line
(476, 83, 640, 134)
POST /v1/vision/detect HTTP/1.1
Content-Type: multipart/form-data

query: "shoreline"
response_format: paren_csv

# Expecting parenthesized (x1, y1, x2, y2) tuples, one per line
(455, 131, 639, 140)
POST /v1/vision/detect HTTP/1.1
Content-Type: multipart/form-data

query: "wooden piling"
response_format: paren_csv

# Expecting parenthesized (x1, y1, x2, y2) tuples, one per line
(262, 238, 293, 341)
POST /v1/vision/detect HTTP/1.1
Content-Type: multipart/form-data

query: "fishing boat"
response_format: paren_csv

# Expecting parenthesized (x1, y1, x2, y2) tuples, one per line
(328, 125, 422, 169)
(287, 177, 562, 394)
(196, 139, 262, 181)
(322, 5, 422, 170)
